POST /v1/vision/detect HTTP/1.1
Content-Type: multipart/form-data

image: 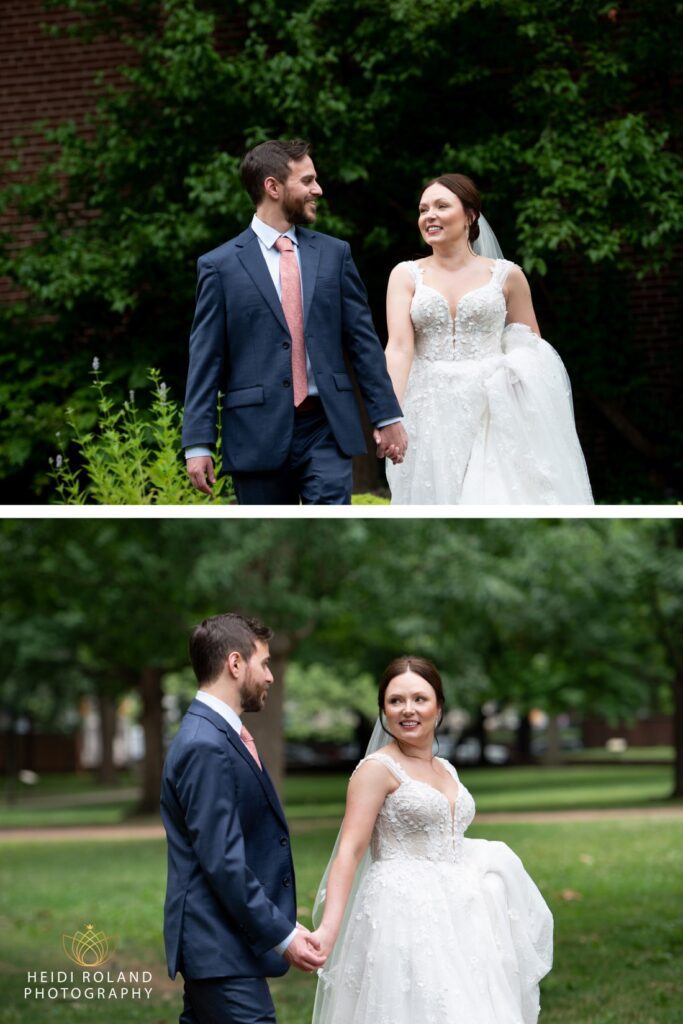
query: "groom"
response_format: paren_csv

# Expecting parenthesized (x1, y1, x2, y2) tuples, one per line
(182, 138, 407, 504)
(161, 613, 325, 1023)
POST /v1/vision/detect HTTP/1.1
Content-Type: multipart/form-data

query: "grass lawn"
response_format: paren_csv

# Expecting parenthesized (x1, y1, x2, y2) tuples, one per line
(1, 763, 678, 829)
(567, 747, 674, 763)
(1, 818, 682, 1023)
(284, 763, 679, 819)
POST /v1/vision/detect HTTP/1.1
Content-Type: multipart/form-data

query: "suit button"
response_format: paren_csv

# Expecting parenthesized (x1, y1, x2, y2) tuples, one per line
(282, 379, 291, 387)
(280, 837, 288, 847)
(282, 341, 290, 350)
(283, 875, 291, 888)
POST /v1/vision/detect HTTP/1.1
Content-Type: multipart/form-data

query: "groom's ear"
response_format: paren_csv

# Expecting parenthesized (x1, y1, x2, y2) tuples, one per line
(226, 649, 243, 678)
(263, 175, 282, 201)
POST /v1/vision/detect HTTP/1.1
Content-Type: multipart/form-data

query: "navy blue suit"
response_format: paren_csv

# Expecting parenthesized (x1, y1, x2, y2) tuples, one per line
(181, 225, 402, 501)
(161, 700, 296, 1021)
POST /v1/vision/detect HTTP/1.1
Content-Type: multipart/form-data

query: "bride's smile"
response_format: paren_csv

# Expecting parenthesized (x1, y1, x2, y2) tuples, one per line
(418, 183, 471, 249)
(384, 672, 440, 750)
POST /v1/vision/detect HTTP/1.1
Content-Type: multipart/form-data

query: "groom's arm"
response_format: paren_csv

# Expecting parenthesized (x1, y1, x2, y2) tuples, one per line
(339, 243, 403, 427)
(181, 257, 226, 453)
(175, 740, 294, 956)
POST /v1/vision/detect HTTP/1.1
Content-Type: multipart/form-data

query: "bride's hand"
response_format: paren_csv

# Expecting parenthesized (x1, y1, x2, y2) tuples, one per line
(309, 924, 335, 960)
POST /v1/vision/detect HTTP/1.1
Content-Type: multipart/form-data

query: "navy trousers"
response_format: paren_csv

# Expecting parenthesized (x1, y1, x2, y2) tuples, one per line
(180, 976, 276, 1024)
(231, 406, 353, 505)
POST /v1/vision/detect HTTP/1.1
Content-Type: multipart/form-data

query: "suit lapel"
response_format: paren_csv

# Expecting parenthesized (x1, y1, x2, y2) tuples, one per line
(235, 228, 288, 333)
(257, 762, 289, 827)
(224, 721, 289, 831)
(187, 701, 289, 831)
(297, 228, 320, 330)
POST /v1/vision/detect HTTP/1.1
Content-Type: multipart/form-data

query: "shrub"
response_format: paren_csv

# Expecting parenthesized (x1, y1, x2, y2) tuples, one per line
(50, 362, 231, 504)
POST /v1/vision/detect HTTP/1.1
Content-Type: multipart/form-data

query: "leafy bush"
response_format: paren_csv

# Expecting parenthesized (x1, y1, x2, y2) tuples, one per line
(50, 362, 231, 504)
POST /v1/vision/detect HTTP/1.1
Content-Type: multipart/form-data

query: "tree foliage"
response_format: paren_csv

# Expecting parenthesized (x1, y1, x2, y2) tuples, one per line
(0, 0, 680, 497)
(4, 519, 681, 794)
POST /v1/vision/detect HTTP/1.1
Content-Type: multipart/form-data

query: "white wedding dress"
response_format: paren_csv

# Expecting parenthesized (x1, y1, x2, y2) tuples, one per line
(312, 753, 553, 1024)
(386, 259, 594, 504)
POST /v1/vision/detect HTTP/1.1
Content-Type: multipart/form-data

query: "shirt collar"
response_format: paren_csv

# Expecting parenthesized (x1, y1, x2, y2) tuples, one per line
(195, 690, 242, 733)
(251, 213, 298, 250)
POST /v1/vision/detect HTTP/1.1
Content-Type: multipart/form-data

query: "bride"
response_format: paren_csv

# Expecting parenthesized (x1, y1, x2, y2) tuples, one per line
(310, 656, 553, 1024)
(382, 174, 594, 504)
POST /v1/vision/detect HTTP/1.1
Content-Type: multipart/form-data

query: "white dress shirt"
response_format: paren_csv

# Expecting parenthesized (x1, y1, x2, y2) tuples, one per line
(194, 690, 297, 955)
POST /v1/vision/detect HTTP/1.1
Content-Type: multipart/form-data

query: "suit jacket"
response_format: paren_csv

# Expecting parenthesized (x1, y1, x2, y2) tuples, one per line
(181, 225, 403, 472)
(160, 700, 296, 980)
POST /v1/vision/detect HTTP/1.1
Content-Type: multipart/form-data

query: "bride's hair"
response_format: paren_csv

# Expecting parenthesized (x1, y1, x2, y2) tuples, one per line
(378, 656, 446, 729)
(421, 173, 481, 243)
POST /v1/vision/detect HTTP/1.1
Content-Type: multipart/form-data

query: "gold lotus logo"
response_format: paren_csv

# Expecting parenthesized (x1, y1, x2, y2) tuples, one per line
(62, 924, 113, 967)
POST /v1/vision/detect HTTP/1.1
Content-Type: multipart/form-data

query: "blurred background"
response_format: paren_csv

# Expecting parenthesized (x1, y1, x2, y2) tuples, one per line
(1, 517, 682, 1022)
(1, 517, 682, 809)
(1, 0, 681, 503)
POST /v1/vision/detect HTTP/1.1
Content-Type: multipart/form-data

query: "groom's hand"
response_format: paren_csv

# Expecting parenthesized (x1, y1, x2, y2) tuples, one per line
(374, 422, 408, 464)
(186, 456, 216, 495)
(283, 927, 326, 973)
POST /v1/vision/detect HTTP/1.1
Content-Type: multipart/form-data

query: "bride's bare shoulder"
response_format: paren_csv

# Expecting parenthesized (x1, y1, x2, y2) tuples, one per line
(351, 745, 401, 787)
(390, 260, 420, 279)
(370, 743, 399, 758)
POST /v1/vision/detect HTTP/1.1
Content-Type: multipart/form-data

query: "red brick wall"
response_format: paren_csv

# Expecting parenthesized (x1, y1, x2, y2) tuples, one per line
(0, 1, 134, 284)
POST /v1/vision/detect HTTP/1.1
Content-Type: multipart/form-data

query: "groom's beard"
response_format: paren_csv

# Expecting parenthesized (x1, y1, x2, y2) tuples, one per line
(239, 668, 268, 713)
(282, 189, 317, 225)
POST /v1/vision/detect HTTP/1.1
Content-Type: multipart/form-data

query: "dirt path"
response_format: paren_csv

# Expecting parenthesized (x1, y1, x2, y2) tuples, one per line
(1, 804, 682, 842)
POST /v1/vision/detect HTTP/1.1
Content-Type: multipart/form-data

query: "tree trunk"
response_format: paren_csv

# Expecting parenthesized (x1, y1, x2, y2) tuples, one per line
(137, 666, 164, 814)
(541, 714, 563, 765)
(96, 691, 117, 785)
(474, 707, 489, 767)
(3, 721, 17, 804)
(247, 641, 290, 799)
(673, 666, 683, 798)
(515, 712, 533, 764)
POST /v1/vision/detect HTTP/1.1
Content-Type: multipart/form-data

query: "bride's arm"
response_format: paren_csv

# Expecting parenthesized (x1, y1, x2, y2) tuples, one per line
(384, 264, 416, 404)
(311, 761, 395, 957)
(504, 265, 541, 335)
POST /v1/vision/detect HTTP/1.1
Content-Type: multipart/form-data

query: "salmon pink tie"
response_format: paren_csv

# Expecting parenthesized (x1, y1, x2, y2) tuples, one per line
(240, 724, 262, 769)
(275, 235, 308, 407)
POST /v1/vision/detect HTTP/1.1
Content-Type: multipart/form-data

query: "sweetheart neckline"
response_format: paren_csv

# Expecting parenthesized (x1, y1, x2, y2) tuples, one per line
(413, 261, 498, 324)
(402, 775, 460, 826)
(376, 753, 461, 823)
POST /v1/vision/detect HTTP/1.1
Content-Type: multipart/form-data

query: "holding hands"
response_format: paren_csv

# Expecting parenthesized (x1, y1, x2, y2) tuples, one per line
(374, 421, 408, 464)
(307, 924, 335, 962)
(283, 924, 328, 973)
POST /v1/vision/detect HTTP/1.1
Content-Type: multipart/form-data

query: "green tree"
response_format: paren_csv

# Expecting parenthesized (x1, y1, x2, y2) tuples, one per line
(2, 519, 681, 805)
(0, 519, 377, 804)
(296, 519, 681, 783)
(1, 0, 681, 499)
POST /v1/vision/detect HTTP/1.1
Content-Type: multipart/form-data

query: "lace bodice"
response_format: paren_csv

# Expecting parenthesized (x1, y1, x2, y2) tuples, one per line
(360, 753, 476, 864)
(405, 258, 514, 362)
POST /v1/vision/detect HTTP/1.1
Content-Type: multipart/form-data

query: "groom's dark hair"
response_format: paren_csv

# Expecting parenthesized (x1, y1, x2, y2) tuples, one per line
(240, 139, 312, 205)
(190, 613, 273, 684)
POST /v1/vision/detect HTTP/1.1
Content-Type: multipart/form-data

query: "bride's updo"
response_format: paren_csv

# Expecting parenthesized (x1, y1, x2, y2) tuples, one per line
(421, 173, 481, 244)
(378, 655, 446, 729)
